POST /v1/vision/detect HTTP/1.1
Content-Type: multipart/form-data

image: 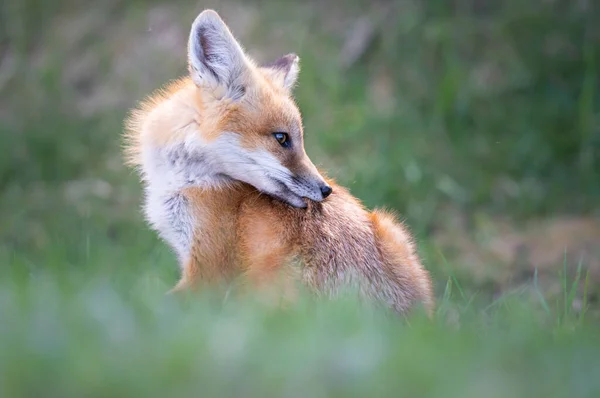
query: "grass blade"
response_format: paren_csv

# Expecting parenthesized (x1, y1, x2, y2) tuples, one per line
(565, 257, 583, 319)
(580, 268, 591, 326)
(534, 268, 551, 316)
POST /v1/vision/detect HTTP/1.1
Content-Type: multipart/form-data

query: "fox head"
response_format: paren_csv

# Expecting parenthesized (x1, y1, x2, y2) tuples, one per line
(147, 9, 332, 208)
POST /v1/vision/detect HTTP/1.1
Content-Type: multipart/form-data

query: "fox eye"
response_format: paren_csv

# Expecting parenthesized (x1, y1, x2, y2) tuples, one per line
(273, 132, 290, 148)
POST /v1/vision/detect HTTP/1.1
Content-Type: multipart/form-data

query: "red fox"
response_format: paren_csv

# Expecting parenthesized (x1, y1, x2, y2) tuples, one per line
(124, 10, 434, 315)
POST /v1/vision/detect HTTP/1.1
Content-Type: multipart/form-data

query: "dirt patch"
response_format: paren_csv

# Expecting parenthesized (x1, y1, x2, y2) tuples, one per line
(433, 207, 600, 301)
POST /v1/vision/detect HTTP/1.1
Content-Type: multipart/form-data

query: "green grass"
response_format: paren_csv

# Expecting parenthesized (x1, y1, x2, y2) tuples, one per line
(1, 265, 599, 397)
(1, 0, 599, 396)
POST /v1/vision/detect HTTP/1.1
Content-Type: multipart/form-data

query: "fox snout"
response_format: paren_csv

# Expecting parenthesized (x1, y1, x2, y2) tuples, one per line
(283, 161, 332, 207)
(262, 157, 332, 209)
(293, 172, 332, 201)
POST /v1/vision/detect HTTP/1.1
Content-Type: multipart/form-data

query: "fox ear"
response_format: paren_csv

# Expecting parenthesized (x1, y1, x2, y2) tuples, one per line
(262, 53, 300, 92)
(188, 10, 248, 99)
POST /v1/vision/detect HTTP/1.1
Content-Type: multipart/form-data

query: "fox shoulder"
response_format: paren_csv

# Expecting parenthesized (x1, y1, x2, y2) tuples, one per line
(122, 77, 194, 169)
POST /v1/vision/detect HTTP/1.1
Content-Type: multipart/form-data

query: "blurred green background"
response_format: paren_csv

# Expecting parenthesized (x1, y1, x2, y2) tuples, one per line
(1, 0, 600, 396)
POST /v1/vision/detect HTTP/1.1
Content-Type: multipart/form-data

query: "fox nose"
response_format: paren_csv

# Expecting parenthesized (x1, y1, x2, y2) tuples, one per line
(320, 184, 333, 199)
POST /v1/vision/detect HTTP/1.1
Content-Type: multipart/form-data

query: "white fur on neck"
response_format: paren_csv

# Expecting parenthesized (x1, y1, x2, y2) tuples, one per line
(140, 131, 229, 265)
(139, 130, 304, 264)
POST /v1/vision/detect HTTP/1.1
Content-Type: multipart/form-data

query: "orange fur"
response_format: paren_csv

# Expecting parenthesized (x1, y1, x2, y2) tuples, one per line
(123, 10, 434, 316)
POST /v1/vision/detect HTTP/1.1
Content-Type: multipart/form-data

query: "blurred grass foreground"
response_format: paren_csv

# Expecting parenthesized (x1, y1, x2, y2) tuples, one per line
(1, 0, 600, 397)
